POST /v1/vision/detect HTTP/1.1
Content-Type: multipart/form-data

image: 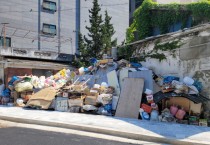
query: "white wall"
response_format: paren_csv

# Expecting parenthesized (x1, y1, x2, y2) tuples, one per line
(139, 28, 210, 110)
(80, 0, 129, 45)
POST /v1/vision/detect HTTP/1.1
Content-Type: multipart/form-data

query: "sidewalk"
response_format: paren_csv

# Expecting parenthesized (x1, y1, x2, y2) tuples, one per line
(0, 106, 210, 145)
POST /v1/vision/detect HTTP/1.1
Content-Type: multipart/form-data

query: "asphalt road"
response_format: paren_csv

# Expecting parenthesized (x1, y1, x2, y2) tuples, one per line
(0, 126, 141, 145)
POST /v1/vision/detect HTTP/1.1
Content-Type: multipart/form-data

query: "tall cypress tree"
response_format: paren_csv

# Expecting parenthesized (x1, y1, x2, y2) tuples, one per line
(102, 10, 117, 54)
(84, 0, 104, 59)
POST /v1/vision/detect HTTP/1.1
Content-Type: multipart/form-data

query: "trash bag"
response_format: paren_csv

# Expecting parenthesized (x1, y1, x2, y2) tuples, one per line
(1, 88, 10, 97)
(31, 76, 39, 88)
(104, 104, 112, 113)
(8, 76, 20, 86)
(163, 76, 179, 84)
(193, 80, 203, 92)
(83, 105, 97, 111)
(15, 82, 33, 92)
(130, 62, 142, 68)
(97, 94, 112, 105)
(37, 76, 45, 89)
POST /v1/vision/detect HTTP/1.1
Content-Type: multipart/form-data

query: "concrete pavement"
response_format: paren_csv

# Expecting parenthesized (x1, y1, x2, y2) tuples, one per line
(0, 120, 164, 145)
(0, 106, 210, 145)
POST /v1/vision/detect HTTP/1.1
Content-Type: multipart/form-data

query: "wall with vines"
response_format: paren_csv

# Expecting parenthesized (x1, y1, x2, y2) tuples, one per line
(127, 0, 210, 43)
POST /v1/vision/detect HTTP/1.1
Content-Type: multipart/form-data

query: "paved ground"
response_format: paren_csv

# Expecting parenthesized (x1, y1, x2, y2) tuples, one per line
(0, 120, 163, 145)
(0, 106, 210, 144)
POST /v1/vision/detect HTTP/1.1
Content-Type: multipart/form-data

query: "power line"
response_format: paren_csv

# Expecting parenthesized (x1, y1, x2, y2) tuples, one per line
(0, 2, 128, 14)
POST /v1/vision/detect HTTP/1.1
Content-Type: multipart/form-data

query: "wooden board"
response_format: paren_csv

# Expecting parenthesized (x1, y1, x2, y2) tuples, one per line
(119, 69, 129, 89)
(115, 78, 144, 119)
(129, 70, 153, 92)
(107, 70, 120, 97)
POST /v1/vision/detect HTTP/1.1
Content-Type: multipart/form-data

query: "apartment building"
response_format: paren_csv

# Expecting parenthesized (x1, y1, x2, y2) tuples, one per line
(0, 0, 129, 81)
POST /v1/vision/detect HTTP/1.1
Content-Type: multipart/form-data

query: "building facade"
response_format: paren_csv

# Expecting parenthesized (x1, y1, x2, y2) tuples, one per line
(0, 0, 129, 62)
(0, 0, 129, 81)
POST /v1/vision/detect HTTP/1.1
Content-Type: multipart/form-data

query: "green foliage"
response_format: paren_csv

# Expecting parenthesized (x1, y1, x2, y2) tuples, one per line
(102, 10, 117, 54)
(133, 0, 155, 40)
(76, 33, 90, 67)
(84, 0, 104, 59)
(127, 0, 210, 42)
(117, 45, 134, 60)
(140, 39, 182, 62)
(75, 0, 117, 67)
(122, 0, 210, 62)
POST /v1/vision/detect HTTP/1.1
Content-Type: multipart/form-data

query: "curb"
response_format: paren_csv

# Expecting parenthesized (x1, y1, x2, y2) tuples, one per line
(0, 115, 208, 145)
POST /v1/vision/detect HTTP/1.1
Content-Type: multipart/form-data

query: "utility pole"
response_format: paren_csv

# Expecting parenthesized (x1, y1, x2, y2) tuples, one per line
(38, 0, 41, 50)
(1, 23, 9, 48)
(58, 0, 61, 53)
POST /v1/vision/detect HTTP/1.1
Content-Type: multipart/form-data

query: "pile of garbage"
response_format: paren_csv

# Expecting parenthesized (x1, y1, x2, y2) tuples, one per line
(138, 74, 209, 126)
(158, 76, 202, 95)
(0, 55, 209, 125)
(0, 69, 71, 107)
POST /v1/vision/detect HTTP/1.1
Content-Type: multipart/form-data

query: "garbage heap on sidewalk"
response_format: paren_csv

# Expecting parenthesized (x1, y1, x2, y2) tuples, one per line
(0, 56, 210, 126)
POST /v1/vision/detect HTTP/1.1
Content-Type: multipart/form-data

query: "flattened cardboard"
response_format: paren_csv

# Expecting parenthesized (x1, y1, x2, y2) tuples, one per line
(85, 96, 97, 105)
(26, 87, 56, 109)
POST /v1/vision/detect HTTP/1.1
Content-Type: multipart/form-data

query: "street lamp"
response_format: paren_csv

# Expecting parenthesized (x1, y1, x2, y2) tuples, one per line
(1, 23, 9, 48)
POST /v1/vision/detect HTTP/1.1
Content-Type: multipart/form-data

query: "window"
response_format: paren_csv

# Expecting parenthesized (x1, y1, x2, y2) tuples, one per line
(42, 0, 57, 12)
(42, 23, 56, 35)
(0, 36, 11, 47)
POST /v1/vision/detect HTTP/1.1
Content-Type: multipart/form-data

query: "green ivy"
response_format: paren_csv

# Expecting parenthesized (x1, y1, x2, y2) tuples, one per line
(127, 0, 210, 43)
(138, 39, 182, 62)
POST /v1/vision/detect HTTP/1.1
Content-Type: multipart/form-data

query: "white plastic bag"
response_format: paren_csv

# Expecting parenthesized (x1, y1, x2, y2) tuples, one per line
(83, 105, 97, 111)
(15, 82, 33, 92)
(97, 94, 112, 105)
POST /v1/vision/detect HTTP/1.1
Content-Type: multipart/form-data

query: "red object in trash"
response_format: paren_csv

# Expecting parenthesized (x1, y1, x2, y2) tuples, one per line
(175, 108, 186, 120)
(170, 105, 178, 116)
(141, 104, 152, 113)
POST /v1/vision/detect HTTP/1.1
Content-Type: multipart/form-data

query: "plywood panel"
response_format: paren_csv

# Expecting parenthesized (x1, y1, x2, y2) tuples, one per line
(107, 70, 120, 97)
(119, 68, 129, 89)
(129, 70, 153, 92)
(115, 78, 144, 119)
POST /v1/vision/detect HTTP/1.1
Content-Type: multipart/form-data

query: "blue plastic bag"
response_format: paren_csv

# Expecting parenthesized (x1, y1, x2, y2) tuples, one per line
(104, 104, 112, 113)
(1, 88, 10, 97)
(193, 80, 203, 92)
(130, 62, 142, 68)
(163, 76, 179, 84)
(8, 76, 20, 86)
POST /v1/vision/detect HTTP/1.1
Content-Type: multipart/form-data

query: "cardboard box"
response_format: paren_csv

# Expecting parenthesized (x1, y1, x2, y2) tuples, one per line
(167, 97, 190, 112)
(190, 102, 202, 114)
(68, 98, 83, 107)
(63, 92, 69, 98)
(85, 96, 98, 105)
